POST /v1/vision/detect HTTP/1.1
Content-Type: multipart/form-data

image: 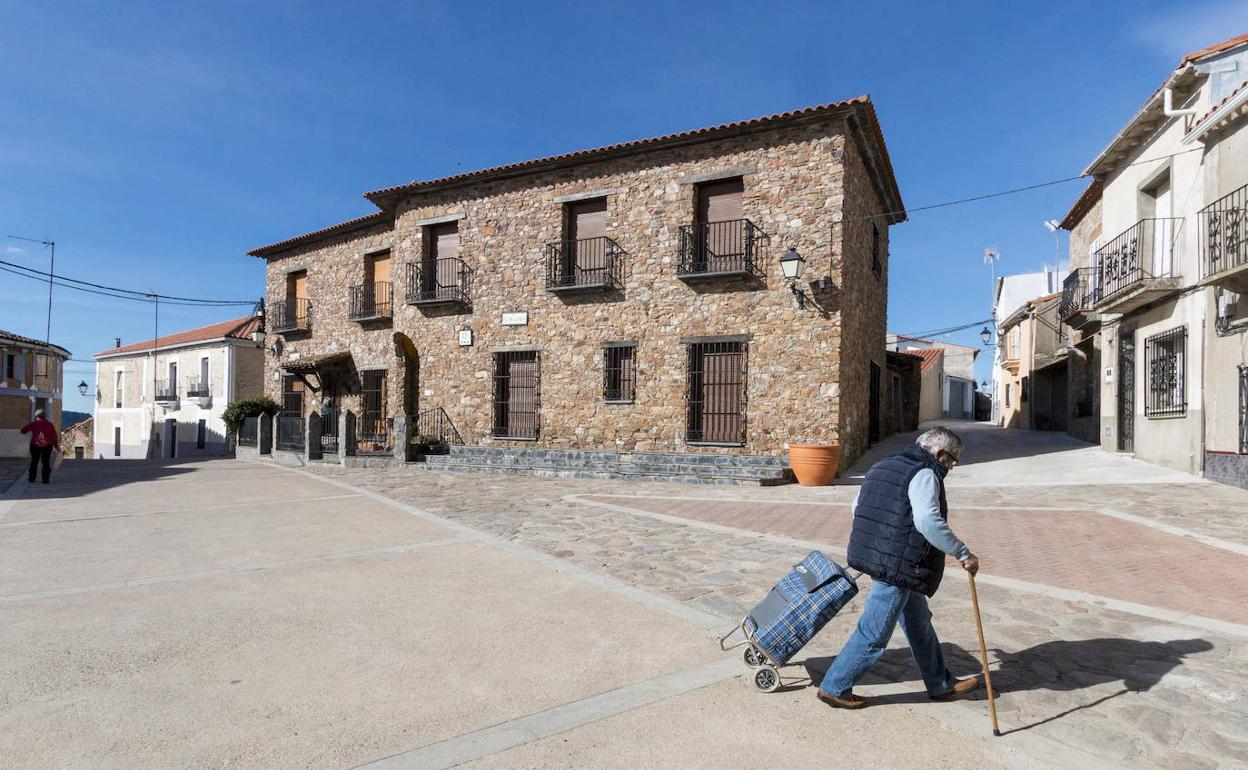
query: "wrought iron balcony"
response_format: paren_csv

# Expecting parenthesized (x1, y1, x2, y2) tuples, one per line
(186, 378, 211, 398)
(546, 237, 623, 292)
(1093, 218, 1182, 313)
(1058, 267, 1101, 328)
(154, 380, 178, 403)
(270, 297, 312, 333)
(406, 258, 472, 307)
(348, 282, 393, 321)
(1199, 182, 1248, 292)
(677, 219, 768, 280)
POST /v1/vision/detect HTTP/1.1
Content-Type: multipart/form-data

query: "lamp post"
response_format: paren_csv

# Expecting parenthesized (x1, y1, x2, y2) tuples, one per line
(979, 326, 992, 346)
(77, 380, 88, 397)
(780, 247, 806, 309)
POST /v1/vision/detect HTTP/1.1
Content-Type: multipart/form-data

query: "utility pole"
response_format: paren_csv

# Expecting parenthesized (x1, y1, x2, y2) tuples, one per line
(7, 235, 56, 343)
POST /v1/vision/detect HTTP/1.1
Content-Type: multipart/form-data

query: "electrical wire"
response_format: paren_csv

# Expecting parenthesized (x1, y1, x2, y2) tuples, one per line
(0, 258, 255, 305)
(898, 318, 995, 339)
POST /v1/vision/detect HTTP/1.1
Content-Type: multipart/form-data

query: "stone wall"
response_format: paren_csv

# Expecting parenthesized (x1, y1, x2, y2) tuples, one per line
(262, 114, 895, 468)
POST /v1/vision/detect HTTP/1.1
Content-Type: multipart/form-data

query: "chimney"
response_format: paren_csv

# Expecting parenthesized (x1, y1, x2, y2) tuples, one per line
(114, 337, 121, 348)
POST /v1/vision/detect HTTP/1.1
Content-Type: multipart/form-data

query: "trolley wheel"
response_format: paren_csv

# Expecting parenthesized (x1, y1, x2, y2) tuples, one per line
(743, 646, 765, 668)
(754, 665, 781, 693)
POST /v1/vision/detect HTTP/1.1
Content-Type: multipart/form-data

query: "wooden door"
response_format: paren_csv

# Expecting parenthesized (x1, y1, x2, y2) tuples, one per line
(567, 198, 608, 280)
(696, 178, 744, 270)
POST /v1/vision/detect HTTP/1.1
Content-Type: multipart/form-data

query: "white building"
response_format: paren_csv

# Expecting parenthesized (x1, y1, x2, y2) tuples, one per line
(990, 270, 1060, 425)
(92, 317, 264, 459)
(1065, 32, 1248, 484)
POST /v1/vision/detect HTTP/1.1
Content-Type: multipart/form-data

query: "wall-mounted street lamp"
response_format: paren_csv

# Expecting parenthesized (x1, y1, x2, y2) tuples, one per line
(780, 247, 806, 309)
(979, 327, 993, 346)
(77, 380, 89, 397)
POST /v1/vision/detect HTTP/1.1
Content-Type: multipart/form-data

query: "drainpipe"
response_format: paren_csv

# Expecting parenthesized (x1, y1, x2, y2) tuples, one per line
(1163, 88, 1198, 118)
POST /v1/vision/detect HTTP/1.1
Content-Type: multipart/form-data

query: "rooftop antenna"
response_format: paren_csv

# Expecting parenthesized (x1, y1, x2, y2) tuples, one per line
(7, 234, 55, 344)
(983, 247, 1000, 316)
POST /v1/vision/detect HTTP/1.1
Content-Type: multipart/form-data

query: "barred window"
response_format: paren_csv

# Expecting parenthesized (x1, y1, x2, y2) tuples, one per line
(1239, 365, 1247, 454)
(1144, 327, 1186, 418)
(603, 343, 636, 403)
(686, 339, 747, 445)
(493, 351, 539, 439)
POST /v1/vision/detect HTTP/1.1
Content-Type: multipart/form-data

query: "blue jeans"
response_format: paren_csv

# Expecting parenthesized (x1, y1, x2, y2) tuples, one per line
(819, 579, 955, 697)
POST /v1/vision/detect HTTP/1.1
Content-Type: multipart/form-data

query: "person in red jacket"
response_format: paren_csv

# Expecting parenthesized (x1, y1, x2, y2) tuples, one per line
(20, 409, 58, 484)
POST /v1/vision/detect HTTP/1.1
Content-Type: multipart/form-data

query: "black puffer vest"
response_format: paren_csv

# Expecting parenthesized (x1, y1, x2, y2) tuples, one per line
(846, 444, 950, 597)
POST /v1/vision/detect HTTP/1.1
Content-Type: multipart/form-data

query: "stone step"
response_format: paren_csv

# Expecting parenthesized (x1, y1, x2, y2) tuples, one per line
(418, 460, 785, 486)
(442, 446, 787, 468)
(424, 454, 790, 479)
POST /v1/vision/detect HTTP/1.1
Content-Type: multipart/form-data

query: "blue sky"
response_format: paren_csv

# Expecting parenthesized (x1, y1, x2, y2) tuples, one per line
(4, 0, 1246, 415)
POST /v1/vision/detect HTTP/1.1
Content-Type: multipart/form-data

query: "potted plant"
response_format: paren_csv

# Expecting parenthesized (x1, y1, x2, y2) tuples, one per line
(788, 442, 841, 486)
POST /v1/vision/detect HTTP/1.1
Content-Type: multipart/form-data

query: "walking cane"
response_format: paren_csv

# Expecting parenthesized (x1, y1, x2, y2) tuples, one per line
(967, 571, 1001, 736)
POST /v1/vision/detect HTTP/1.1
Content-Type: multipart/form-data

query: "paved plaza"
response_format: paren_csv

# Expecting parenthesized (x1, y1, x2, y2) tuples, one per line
(1, 425, 1246, 768)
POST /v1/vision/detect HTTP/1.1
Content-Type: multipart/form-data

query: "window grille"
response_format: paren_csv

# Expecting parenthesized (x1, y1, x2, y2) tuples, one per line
(1239, 365, 1247, 454)
(1144, 327, 1186, 418)
(685, 340, 747, 445)
(493, 351, 540, 439)
(603, 344, 636, 403)
(358, 370, 390, 451)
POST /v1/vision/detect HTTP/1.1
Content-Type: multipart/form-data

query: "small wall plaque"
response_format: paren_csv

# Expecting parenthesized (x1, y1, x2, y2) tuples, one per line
(1105, 367, 1113, 383)
(502, 311, 528, 327)
(458, 329, 473, 347)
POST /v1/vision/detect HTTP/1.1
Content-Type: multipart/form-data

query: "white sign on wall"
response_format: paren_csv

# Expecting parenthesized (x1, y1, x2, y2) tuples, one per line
(458, 329, 473, 347)
(1105, 367, 1113, 383)
(502, 311, 528, 326)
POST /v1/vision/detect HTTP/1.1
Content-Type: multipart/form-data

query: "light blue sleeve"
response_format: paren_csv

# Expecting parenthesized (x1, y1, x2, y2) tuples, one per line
(909, 469, 971, 561)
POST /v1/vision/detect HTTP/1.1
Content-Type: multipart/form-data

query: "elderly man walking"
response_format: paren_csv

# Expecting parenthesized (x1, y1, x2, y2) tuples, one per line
(817, 426, 980, 709)
(20, 409, 58, 485)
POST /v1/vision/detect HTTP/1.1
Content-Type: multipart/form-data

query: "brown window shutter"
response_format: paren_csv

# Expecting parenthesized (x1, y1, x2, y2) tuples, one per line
(428, 222, 461, 291)
(568, 198, 607, 241)
(369, 250, 392, 284)
(697, 178, 744, 224)
(288, 270, 308, 300)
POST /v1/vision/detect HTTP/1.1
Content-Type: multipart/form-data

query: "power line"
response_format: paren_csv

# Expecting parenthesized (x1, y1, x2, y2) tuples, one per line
(898, 318, 994, 339)
(0, 261, 254, 306)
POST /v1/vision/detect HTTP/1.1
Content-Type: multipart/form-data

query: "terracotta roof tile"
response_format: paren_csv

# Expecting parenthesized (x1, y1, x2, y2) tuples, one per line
(1181, 32, 1248, 65)
(95, 316, 259, 358)
(1058, 178, 1102, 231)
(907, 348, 944, 373)
(248, 211, 390, 258)
(0, 329, 70, 357)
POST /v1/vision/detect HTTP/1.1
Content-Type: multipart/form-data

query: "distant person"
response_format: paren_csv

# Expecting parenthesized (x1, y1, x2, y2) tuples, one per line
(20, 409, 58, 484)
(817, 426, 980, 709)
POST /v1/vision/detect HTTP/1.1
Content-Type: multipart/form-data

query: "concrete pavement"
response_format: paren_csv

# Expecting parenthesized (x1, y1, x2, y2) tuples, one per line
(0, 457, 1079, 769)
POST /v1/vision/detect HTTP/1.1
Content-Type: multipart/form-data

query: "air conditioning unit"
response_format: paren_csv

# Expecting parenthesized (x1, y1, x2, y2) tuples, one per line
(1218, 290, 1239, 320)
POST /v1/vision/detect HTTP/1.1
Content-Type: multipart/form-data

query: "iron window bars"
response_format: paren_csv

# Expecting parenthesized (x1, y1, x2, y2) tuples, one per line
(348, 282, 393, 321)
(1239, 365, 1247, 454)
(603, 343, 636, 403)
(1093, 218, 1181, 302)
(546, 237, 623, 291)
(1144, 326, 1187, 418)
(685, 340, 747, 445)
(270, 297, 312, 333)
(357, 370, 391, 453)
(677, 220, 768, 279)
(492, 350, 540, 439)
(407, 258, 472, 306)
(1199, 182, 1247, 280)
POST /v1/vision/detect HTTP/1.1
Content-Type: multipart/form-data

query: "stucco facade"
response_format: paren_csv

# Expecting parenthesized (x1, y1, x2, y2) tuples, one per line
(251, 100, 906, 471)
(0, 331, 69, 457)
(92, 318, 264, 459)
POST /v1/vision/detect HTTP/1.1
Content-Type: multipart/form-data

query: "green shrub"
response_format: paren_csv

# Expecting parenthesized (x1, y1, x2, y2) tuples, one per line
(222, 396, 281, 433)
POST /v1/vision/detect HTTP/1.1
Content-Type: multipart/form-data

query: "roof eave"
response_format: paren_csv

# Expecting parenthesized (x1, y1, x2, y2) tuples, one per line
(1083, 67, 1197, 177)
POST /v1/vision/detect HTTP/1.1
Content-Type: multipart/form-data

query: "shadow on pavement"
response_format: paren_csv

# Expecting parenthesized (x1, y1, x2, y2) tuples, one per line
(801, 637, 1211, 733)
(11, 459, 212, 500)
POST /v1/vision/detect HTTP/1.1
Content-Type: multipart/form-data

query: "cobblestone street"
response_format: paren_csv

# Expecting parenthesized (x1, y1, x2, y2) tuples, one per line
(298, 424, 1248, 769)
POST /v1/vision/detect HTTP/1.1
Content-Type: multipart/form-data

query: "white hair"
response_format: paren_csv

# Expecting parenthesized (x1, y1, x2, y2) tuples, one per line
(917, 426, 964, 458)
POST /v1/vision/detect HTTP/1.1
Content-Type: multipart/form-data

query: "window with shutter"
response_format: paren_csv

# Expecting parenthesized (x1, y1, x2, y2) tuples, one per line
(493, 351, 540, 439)
(425, 223, 462, 299)
(686, 340, 746, 445)
(565, 198, 609, 282)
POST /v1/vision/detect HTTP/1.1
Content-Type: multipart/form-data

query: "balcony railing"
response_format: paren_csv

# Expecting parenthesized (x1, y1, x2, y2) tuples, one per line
(349, 282, 393, 321)
(186, 378, 211, 398)
(1199, 182, 1247, 281)
(545, 237, 623, 291)
(154, 380, 178, 402)
(677, 219, 768, 280)
(1094, 218, 1181, 302)
(406, 258, 472, 306)
(1058, 267, 1101, 323)
(276, 414, 305, 451)
(270, 297, 312, 333)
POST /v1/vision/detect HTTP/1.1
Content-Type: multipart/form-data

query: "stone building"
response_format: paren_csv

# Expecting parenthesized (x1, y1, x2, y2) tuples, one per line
(886, 334, 980, 420)
(1057, 33, 1248, 487)
(1057, 180, 1104, 444)
(0, 330, 69, 457)
(248, 98, 906, 481)
(60, 417, 93, 460)
(91, 317, 264, 459)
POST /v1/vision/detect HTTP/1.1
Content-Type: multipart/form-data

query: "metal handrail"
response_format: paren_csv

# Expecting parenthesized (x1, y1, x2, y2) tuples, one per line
(406, 258, 472, 304)
(677, 219, 768, 278)
(1093, 218, 1181, 302)
(1199, 182, 1247, 279)
(154, 380, 178, 401)
(348, 282, 393, 320)
(545, 237, 622, 289)
(413, 406, 463, 446)
(186, 378, 211, 398)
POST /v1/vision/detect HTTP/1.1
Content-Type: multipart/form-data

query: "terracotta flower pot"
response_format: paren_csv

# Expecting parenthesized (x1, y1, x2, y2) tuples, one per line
(788, 444, 841, 486)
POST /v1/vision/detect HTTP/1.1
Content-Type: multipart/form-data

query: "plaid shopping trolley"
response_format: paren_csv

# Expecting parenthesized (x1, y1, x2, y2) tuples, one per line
(719, 551, 859, 692)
